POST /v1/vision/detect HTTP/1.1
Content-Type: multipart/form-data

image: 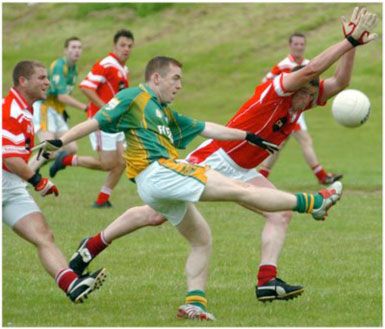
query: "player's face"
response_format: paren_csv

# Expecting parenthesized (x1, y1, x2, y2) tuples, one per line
(157, 64, 182, 104)
(289, 36, 306, 59)
(291, 84, 317, 111)
(66, 40, 82, 63)
(114, 37, 134, 64)
(22, 67, 50, 103)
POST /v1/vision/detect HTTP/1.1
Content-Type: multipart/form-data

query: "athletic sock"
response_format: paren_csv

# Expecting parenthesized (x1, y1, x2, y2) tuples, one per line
(185, 290, 208, 311)
(257, 264, 277, 286)
(95, 186, 112, 205)
(55, 268, 78, 292)
(85, 232, 109, 257)
(312, 164, 328, 183)
(62, 154, 78, 166)
(258, 168, 271, 178)
(293, 192, 323, 213)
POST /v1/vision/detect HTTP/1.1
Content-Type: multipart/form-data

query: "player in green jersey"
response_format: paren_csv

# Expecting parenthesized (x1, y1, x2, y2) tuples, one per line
(29, 36, 88, 171)
(34, 56, 344, 320)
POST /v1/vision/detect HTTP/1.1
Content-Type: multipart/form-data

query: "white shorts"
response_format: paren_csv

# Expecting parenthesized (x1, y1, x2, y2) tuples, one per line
(199, 148, 262, 182)
(135, 160, 207, 226)
(293, 113, 308, 132)
(33, 100, 69, 134)
(2, 170, 41, 227)
(89, 130, 126, 152)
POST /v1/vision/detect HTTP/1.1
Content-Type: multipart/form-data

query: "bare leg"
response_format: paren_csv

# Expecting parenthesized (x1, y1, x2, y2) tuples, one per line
(103, 205, 165, 243)
(258, 139, 288, 173)
(201, 169, 297, 211)
(244, 175, 292, 266)
(176, 203, 212, 291)
(99, 142, 126, 191)
(292, 130, 319, 168)
(13, 212, 68, 278)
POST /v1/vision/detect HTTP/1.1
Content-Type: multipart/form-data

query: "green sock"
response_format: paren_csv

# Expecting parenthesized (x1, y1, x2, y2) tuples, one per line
(185, 290, 207, 311)
(294, 193, 323, 213)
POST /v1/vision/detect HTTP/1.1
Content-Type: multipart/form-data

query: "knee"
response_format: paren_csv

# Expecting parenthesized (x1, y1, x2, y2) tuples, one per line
(34, 225, 56, 247)
(265, 211, 292, 228)
(147, 213, 166, 226)
(100, 159, 116, 171)
(65, 143, 78, 155)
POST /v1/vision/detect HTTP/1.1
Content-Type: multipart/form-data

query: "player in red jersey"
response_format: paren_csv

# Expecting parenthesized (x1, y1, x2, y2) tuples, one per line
(42, 7, 376, 306)
(49, 29, 134, 208)
(2, 61, 106, 303)
(259, 32, 342, 185)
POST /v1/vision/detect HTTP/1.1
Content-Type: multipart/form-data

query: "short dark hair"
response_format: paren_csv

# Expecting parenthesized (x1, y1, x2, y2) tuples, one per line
(114, 29, 134, 44)
(12, 60, 45, 86)
(289, 32, 306, 43)
(145, 56, 183, 82)
(64, 36, 81, 48)
(292, 65, 319, 87)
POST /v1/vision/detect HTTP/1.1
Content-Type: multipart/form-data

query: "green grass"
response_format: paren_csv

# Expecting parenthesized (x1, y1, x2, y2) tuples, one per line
(2, 2, 382, 326)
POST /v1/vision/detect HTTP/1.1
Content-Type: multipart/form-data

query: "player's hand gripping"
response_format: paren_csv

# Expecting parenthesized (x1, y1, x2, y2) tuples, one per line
(245, 133, 279, 154)
(32, 139, 63, 160)
(342, 7, 378, 46)
(28, 172, 59, 197)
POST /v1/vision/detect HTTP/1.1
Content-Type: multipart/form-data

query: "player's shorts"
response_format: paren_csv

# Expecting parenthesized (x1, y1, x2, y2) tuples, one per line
(292, 113, 308, 132)
(33, 100, 69, 134)
(135, 159, 208, 226)
(2, 170, 41, 227)
(89, 130, 126, 152)
(197, 148, 262, 182)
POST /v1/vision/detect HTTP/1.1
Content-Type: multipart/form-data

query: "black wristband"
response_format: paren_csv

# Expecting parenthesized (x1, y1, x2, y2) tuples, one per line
(27, 172, 42, 187)
(346, 35, 360, 47)
(245, 132, 253, 141)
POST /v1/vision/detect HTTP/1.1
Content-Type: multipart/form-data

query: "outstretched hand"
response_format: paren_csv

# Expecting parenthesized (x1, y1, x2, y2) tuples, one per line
(342, 7, 378, 46)
(32, 139, 63, 160)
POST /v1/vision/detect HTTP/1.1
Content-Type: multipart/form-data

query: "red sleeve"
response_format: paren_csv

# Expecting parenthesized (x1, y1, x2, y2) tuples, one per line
(316, 80, 327, 106)
(79, 62, 106, 91)
(2, 116, 29, 159)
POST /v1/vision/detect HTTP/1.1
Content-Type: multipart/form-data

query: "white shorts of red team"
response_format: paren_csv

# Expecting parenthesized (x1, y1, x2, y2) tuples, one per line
(196, 147, 262, 182)
(89, 130, 127, 152)
(33, 100, 69, 134)
(2, 170, 41, 227)
(292, 112, 308, 132)
(135, 159, 206, 226)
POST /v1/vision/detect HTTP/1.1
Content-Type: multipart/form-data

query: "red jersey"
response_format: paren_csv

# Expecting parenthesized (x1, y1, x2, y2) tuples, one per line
(2, 88, 35, 172)
(262, 54, 310, 82)
(80, 52, 129, 117)
(188, 74, 326, 169)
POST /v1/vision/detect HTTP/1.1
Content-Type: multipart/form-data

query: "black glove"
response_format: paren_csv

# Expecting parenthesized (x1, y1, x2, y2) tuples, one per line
(62, 110, 70, 122)
(245, 133, 279, 154)
(32, 139, 64, 160)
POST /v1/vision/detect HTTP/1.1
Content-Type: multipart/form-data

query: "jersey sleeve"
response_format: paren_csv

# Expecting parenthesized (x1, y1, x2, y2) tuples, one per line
(272, 73, 295, 97)
(79, 62, 107, 91)
(316, 80, 327, 106)
(94, 90, 133, 133)
(168, 109, 205, 149)
(50, 60, 68, 95)
(2, 115, 29, 159)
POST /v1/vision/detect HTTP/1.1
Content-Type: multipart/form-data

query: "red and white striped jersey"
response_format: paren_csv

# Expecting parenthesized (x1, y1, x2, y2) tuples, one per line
(262, 54, 310, 82)
(187, 73, 326, 169)
(80, 52, 129, 117)
(2, 88, 35, 172)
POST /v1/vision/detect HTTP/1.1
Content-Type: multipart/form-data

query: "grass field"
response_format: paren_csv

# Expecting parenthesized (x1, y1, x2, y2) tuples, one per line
(2, 2, 382, 326)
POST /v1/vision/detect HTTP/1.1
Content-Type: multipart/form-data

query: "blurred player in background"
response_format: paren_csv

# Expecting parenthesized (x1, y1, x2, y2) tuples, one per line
(48, 29, 134, 208)
(2, 60, 106, 303)
(259, 32, 343, 185)
(29, 37, 88, 172)
(51, 7, 377, 316)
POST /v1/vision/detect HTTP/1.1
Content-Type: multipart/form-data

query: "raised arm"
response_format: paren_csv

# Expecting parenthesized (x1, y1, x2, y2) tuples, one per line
(282, 7, 377, 92)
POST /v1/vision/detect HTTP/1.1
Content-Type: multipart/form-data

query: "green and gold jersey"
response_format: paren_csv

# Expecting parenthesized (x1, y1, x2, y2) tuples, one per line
(94, 84, 205, 179)
(45, 57, 78, 114)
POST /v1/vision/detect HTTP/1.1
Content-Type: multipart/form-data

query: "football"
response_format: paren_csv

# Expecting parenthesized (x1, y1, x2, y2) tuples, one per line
(331, 89, 371, 127)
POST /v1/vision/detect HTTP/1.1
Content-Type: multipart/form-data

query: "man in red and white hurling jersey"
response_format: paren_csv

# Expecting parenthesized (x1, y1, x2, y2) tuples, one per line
(187, 8, 375, 300)
(259, 32, 342, 185)
(49, 29, 134, 208)
(2, 61, 106, 302)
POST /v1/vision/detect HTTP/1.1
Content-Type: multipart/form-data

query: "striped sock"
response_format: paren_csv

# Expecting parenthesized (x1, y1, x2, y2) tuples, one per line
(294, 193, 323, 213)
(55, 268, 78, 293)
(185, 290, 207, 311)
(96, 186, 112, 205)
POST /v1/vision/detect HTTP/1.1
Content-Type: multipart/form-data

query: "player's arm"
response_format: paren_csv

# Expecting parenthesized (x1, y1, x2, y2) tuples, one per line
(80, 87, 105, 109)
(4, 157, 58, 196)
(282, 7, 377, 92)
(57, 94, 88, 112)
(320, 48, 356, 102)
(201, 122, 279, 153)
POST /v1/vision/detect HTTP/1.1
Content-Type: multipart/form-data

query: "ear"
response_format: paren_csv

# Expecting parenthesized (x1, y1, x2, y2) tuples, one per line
(153, 72, 161, 85)
(18, 76, 28, 87)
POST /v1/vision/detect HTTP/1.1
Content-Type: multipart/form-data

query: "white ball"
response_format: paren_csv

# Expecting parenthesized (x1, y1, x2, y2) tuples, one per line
(331, 89, 371, 127)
